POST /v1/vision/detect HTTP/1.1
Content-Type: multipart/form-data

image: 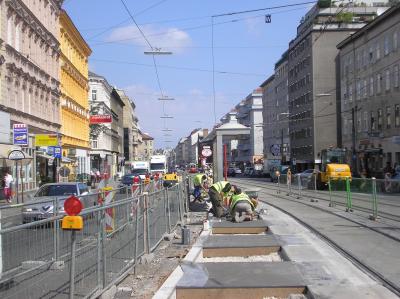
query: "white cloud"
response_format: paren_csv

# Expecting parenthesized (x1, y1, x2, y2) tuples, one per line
(107, 24, 192, 53)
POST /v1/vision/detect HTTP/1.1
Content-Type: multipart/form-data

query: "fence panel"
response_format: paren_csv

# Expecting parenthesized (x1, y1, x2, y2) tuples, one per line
(148, 190, 167, 251)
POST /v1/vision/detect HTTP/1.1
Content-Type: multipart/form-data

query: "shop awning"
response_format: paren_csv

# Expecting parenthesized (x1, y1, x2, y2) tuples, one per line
(0, 144, 33, 167)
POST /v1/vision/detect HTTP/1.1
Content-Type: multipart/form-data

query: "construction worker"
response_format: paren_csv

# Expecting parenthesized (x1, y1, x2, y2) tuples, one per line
(193, 173, 207, 202)
(229, 185, 256, 223)
(208, 181, 232, 217)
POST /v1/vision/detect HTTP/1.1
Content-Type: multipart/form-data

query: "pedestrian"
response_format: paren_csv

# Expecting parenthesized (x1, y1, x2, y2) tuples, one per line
(3, 171, 13, 203)
(229, 185, 256, 223)
(192, 173, 207, 202)
(208, 180, 232, 217)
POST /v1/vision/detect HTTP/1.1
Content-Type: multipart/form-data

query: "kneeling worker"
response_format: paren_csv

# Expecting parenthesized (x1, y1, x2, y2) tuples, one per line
(208, 181, 232, 217)
(229, 185, 256, 223)
(193, 173, 207, 202)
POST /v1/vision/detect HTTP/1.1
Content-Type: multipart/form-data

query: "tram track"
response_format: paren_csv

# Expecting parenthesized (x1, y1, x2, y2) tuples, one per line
(231, 178, 400, 297)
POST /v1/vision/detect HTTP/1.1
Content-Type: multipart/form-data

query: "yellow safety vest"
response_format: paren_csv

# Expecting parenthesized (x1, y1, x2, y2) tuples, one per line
(229, 193, 255, 212)
(193, 174, 205, 186)
(211, 181, 229, 193)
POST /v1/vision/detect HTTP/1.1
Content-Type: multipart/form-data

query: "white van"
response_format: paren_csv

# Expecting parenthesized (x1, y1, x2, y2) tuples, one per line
(131, 161, 150, 180)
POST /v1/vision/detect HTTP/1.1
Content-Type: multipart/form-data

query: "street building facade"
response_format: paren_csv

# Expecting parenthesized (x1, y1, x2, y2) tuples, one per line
(59, 9, 91, 179)
(0, 0, 63, 194)
(337, 5, 400, 177)
(119, 89, 139, 168)
(139, 132, 154, 161)
(88, 71, 124, 178)
(235, 88, 264, 168)
(288, 2, 389, 172)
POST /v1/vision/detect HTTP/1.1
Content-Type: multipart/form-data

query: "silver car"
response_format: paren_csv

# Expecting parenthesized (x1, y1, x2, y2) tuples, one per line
(22, 182, 91, 223)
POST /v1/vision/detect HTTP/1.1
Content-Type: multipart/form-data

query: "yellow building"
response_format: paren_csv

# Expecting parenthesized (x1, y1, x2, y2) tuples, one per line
(59, 10, 92, 178)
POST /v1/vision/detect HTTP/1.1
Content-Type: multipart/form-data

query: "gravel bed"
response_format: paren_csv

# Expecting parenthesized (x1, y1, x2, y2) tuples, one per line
(199, 252, 282, 263)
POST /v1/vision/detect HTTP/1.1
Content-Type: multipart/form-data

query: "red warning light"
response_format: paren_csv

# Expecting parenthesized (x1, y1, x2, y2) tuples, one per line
(64, 195, 83, 216)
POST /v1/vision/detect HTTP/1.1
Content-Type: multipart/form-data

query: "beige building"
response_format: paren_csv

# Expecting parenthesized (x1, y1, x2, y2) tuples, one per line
(137, 131, 153, 161)
(0, 0, 63, 191)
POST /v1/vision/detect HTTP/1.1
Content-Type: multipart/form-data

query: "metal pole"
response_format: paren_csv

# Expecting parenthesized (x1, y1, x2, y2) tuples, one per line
(21, 165, 24, 203)
(277, 174, 281, 194)
(328, 177, 334, 207)
(101, 198, 106, 288)
(15, 160, 19, 204)
(69, 230, 77, 299)
(223, 144, 227, 181)
(134, 198, 139, 275)
(166, 189, 171, 233)
(145, 194, 150, 253)
(346, 177, 353, 212)
(53, 197, 59, 261)
(297, 174, 301, 199)
(370, 177, 378, 220)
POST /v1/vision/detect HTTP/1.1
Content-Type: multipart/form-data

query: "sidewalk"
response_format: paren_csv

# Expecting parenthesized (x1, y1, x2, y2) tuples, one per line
(253, 185, 400, 295)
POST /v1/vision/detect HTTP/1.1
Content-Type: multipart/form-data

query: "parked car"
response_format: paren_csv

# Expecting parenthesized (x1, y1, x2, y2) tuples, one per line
(227, 168, 236, 177)
(131, 168, 149, 180)
(234, 168, 242, 175)
(244, 167, 254, 176)
(22, 182, 92, 223)
(120, 174, 142, 187)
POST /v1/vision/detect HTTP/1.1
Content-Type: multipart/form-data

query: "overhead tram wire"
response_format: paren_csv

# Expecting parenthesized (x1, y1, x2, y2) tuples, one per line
(91, 4, 315, 46)
(87, 0, 169, 40)
(119, 0, 172, 144)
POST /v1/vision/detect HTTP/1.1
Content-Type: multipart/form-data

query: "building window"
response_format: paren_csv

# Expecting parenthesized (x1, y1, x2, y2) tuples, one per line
(377, 73, 382, 93)
(376, 42, 381, 60)
(356, 80, 361, 100)
(343, 118, 348, 135)
(369, 46, 374, 62)
(377, 109, 383, 130)
(394, 31, 398, 50)
(363, 79, 367, 98)
(386, 106, 392, 129)
(15, 23, 20, 52)
(348, 84, 352, 102)
(91, 140, 98, 148)
(371, 111, 376, 131)
(369, 76, 374, 96)
(395, 105, 400, 127)
(384, 35, 390, 55)
(357, 114, 362, 133)
(7, 16, 12, 45)
(385, 69, 391, 91)
(394, 65, 399, 88)
(363, 111, 368, 131)
(92, 90, 97, 101)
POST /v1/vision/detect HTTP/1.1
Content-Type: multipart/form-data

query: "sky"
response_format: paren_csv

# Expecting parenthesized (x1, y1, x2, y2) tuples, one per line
(63, 0, 315, 148)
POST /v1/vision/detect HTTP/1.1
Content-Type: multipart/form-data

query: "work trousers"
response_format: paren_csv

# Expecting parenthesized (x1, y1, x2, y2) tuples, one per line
(208, 187, 224, 217)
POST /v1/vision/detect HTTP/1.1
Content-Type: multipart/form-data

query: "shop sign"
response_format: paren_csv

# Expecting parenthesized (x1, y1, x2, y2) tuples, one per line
(8, 149, 25, 160)
(47, 146, 62, 158)
(90, 115, 112, 124)
(34, 134, 59, 146)
(13, 123, 28, 146)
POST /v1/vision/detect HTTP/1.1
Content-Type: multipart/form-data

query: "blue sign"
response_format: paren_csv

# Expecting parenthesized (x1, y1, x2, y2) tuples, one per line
(13, 124, 28, 146)
(48, 146, 62, 158)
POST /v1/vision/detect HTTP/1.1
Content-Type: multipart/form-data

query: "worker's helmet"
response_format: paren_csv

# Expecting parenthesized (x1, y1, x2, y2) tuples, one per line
(222, 182, 232, 193)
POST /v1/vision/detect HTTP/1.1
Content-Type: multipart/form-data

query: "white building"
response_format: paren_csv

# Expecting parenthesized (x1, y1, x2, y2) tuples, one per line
(88, 72, 124, 177)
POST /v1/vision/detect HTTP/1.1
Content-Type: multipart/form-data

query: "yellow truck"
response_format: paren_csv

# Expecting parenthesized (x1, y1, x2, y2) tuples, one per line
(317, 148, 351, 189)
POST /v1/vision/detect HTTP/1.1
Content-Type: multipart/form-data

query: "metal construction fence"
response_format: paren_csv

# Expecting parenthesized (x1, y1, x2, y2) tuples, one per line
(0, 179, 188, 299)
(276, 174, 400, 221)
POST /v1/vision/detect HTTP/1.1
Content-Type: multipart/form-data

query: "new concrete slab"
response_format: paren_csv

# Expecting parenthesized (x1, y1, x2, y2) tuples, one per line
(203, 234, 280, 248)
(211, 219, 269, 234)
(203, 235, 281, 257)
(176, 261, 305, 289)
